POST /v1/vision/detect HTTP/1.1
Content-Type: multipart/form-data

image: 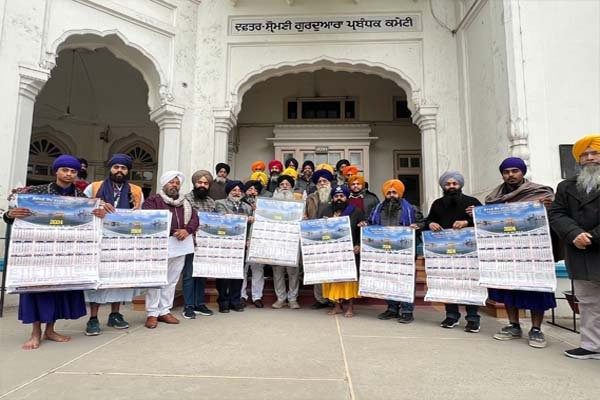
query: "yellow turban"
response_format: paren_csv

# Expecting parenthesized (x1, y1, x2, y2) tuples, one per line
(347, 175, 365, 186)
(250, 171, 268, 187)
(382, 179, 405, 197)
(281, 167, 298, 180)
(316, 163, 334, 174)
(251, 160, 266, 172)
(572, 134, 600, 160)
(342, 165, 359, 178)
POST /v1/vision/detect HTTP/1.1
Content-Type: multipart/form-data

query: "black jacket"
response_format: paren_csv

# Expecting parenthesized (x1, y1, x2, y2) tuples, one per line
(549, 178, 600, 281)
(425, 193, 481, 229)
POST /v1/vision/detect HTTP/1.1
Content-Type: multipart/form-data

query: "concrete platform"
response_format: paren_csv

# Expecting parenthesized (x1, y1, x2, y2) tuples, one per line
(0, 302, 598, 400)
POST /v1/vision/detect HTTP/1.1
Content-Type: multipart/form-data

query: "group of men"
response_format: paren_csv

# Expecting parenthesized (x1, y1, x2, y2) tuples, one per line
(3, 134, 599, 361)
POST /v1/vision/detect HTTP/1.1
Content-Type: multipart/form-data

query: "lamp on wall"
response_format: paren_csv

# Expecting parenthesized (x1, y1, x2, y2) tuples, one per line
(99, 125, 111, 143)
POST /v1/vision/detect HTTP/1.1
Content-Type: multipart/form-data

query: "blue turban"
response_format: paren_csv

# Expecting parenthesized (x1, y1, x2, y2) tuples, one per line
(439, 171, 465, 188)
(312, 169, 334, 184)
(225, 180, 244, 195)
(52, 155, 82, 172)
(108, 153, 133, 169)
(331, 185, 350, 198)
(499, 157, 527, 175)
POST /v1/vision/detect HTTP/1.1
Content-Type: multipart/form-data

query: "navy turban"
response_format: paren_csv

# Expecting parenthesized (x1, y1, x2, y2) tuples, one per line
(277, 174, 295, 188)
(244, 180, 263, 193)
(499, 157, 527, 175)
(331, 185, 350, 198)
(52, 155, 82, 172)
(225, 180, 244, 195)
(108, 153, 133, 169)
(215, 162, 231, 175)
(311, 169, 334, 184)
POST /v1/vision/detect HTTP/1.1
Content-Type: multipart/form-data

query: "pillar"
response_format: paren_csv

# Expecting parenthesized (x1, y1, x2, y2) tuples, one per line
(413, 104, 440, 211)
(150, 103, 185, 180)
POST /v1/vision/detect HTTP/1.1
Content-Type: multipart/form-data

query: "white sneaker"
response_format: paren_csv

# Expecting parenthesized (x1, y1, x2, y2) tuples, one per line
(272, 300, 286, 309)
(289, 300, 301, 309)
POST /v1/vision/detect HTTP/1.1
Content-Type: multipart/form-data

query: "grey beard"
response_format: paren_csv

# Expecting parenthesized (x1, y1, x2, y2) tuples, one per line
(273, 188, 294, 200)
(317, 186, 331, 203)
(576, 164, 600, 193)
(215, 176, 226, 183)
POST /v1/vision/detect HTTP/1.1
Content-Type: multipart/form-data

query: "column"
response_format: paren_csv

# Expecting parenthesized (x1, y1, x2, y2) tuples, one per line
(150, 103, 185, 179)
(412, 105, 440, 211)
(213, 108, 237, 166)
(9, 65, 50, 190)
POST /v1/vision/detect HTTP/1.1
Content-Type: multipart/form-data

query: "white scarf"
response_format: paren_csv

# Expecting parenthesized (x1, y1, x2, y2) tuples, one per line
(159, 190, 193, 224)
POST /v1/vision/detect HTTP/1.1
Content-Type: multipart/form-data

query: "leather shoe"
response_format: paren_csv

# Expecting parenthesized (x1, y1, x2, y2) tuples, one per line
(157, 313, 180, 324)
(145, 316, 158, 329)
(219, 305, 230, 313)
(231, 304, 245, 312)
(253, 299, 264, 308)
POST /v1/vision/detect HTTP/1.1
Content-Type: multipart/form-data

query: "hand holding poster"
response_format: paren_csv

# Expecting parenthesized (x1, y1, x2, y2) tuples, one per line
(247, 198, 304, 267)
(99, 209, 170, 288)
(473, 201, 556, 292)
(194, 212, 247, 279)
(422, 228, 487, 305)
(6, 194, 101, 293)
(359, 226, 415, 302)
(300, 216, 356, 284)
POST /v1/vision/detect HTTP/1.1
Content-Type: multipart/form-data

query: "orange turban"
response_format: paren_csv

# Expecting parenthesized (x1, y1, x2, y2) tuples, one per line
(316, 163, 334, 173)
(251, 160, 266, 172)
(572, 134, 600, 160)
(347, 175, 365, 186)
(342, 165, 359, 177)
(250, 171, 268, 187)
(382, 179, 405, 197)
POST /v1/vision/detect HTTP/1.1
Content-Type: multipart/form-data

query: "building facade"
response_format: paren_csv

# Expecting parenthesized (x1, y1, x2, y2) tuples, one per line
(0, 0, 598, 214)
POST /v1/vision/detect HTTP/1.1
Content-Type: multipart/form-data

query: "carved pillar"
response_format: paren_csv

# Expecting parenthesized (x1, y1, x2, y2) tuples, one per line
(412, 105, 440, 211)
(150, 103, 185, 180)
(213, 108, 237, 166)
(9, 65, 50, 189)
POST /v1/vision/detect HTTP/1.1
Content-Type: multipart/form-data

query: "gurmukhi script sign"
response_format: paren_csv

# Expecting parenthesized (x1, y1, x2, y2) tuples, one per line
(230, 14, 421, 35)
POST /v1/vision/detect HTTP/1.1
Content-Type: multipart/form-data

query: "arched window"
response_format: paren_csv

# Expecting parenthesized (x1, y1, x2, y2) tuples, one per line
(122, 143, 156, 196)
(27, 134, 71, 185)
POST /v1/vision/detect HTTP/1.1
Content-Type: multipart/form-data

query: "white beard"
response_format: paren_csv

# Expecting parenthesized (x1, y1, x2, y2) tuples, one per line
(272, 188, 294, 200)
(576, 164, 600, 193)
(215, 176, 226, 183)
(317, 185, 331, 203)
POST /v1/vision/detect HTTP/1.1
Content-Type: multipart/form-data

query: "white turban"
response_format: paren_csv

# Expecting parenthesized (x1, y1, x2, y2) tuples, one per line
(160, 170, 185, 187)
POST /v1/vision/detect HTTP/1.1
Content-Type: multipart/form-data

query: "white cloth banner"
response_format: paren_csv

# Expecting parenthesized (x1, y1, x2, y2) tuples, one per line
(359, 226, 415, 303)
(98, 209, 170, 289)
(247, 198, 304, 267)
(422, 228, 487, 305)
(474, 201, 557, 292)
(194, 212, 247, 279)
(300, 216, 357, 284)
(6, 194, 101, 293)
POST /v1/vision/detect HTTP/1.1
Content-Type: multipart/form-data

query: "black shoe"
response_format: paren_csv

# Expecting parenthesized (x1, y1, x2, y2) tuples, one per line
(398, 313, 414, 324)
(240, 298, 247, 308)
(194, 305, 214, 316)
(253, 299, 264, 308)
(231, 304, 245, 312)
(440, 317, 459, 329)
(464, 321, 480, 333)
(311, 301, 329, 310)
(377, 309, 398, 320)
(564, 347, 600, 360)
(182, 306, 196, 319)
(219, 305, 230, 313)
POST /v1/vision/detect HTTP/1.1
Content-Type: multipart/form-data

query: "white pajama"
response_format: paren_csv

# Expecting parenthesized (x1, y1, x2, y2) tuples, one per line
(241, 263, 265, 300)
(146, 255, 186, 317)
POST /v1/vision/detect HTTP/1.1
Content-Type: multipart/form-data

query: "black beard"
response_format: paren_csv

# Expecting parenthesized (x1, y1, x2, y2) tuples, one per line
(383, 198, 401, 212)
(110, 172, 126, 184)
(78, 170, 88, 180)
(332, 200, 346, 212)
(193, 187, 209, 199)
(441, 189, 462, 207)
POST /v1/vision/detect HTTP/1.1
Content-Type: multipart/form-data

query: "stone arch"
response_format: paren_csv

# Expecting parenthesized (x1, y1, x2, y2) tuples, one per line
(230, 57, 421, 119)
(45, 29, 167, 111)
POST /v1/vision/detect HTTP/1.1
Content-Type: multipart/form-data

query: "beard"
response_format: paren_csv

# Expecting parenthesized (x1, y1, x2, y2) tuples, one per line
(383, 197, 401, 212)
(576, 164, 600, 193)
(317, 185, 331, 203)
(441, 188, 462, 208)
(302, 171, 313, 181)
(245, 196, 257, 206)
(332, 199, 346, 212)
(273, 188, 294, 200)
(193, 187, 209, 199)
(110, 172, 126, 184)
(215, 176, 226, 184)
(228, 193, 243, 202)
(165, 187, 179, 199)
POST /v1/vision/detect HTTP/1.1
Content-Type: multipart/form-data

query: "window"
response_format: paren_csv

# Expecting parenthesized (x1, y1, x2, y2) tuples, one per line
(28, 136, 69, 185)
(123, 144, 157, 197)
(394, 97, 412, 119)
(394, 151, 422, 206)
(559, 144, 579, 179)
(285, 97, 357, 121)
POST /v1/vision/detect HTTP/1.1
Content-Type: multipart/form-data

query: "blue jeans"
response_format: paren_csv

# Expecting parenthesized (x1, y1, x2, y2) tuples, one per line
(386, 300, 414, 314)
(182, 253, 206, 308)
(445, 303, 480, 323)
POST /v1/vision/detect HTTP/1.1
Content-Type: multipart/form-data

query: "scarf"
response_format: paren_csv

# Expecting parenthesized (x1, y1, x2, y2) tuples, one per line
(159, 190, 193, 224)
(485, 179, 554, 204)
(97, 178, 131, 208)
(369, 198, 415, 226)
